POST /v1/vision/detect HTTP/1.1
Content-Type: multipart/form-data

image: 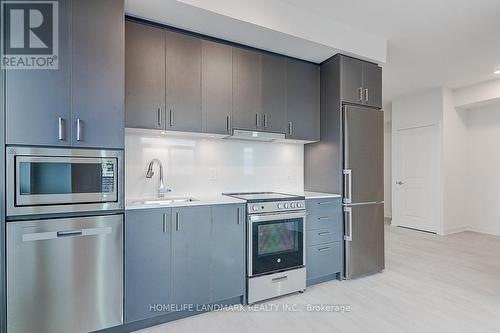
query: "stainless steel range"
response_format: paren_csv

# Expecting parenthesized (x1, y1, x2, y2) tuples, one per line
(224, 192, 306, 304)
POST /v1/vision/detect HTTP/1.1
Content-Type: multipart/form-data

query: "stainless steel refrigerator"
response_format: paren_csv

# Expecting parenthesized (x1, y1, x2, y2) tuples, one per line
(342, 105, 385, 279)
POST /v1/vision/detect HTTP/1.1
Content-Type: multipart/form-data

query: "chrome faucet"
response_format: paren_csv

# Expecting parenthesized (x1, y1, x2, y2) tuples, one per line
(146, 159, 171, 197)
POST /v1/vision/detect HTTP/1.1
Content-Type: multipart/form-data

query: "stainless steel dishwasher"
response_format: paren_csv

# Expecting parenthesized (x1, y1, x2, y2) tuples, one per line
(7, 214, 123, 333)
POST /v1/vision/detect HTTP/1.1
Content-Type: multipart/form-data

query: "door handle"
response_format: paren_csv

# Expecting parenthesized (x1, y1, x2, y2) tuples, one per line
(264, 113, 268, 128)
(343, 169, 352, 204)
(162, 213, 168, 233)
(226, 115, 231, 132)
(76, 118, 82, 141)
(318, 246, 332, 252)
(358, 87, 363, 101)
(237, 207, 241, 224)
(364, 88, 369, 102)
(288, 121, 293, 136)
(344, 207, 353, 242)
(396, 181, 405, 185)
(255, 113, 260, 128)
(57, 230, 83, 237)
(157, 108, 162, 126)
(175, 212, 180, 231)
(58, 117, 64, 140)
(318, 231, 331, 236)
(169, 109, 174, 127)
(272, 275, 288, 283)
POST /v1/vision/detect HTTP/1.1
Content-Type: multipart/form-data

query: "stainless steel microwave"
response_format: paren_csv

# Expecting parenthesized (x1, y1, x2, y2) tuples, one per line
(7, 147, 123, 217)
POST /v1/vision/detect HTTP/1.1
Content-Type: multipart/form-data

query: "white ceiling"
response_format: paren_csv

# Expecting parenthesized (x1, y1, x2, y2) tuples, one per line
(126, 0, 500, 107)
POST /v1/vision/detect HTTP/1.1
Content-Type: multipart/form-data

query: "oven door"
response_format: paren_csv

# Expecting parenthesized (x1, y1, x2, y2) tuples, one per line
(7, 147, 123, 217)
(248, 211, 305, 277)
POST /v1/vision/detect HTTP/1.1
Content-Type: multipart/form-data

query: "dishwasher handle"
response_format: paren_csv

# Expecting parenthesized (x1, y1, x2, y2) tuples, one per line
(23, 227, 112, 242)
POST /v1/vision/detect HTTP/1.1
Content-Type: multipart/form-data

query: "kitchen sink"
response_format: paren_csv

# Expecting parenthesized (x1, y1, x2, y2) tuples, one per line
(134, 197, 198, 206)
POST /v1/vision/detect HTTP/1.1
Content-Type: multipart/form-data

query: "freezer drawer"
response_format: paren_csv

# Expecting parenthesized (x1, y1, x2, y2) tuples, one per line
(7, 214, 123, 333)
(343, 105, 384, 204)
(344, 203, 384, 279)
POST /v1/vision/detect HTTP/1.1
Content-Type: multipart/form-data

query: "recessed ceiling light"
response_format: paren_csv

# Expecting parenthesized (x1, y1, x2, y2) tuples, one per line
(495, 69, 500, 74)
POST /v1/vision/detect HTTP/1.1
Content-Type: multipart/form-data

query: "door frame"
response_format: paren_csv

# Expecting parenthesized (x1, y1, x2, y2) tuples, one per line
(391, 123, 443, 234)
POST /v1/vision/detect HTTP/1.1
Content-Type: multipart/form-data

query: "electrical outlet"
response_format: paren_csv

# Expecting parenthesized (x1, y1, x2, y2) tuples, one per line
(209, 168, 217, 181)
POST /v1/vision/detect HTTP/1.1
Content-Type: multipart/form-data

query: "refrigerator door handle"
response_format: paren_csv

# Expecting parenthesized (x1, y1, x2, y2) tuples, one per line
(344, 206, 353, 242)
(343, 169, 352, 204)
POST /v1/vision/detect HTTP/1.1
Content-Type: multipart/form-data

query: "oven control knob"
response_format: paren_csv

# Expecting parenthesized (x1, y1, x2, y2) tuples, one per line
(297, 202, 303, 208)
(277, 203, 284, 209)
(284, 203, 289, 209)
(290, 203, 296, 208)
(252, 205, 258, 211)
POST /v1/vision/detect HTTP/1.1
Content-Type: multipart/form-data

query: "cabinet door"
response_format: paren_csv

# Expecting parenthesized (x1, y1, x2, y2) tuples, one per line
(201, 41, 232, 135)
(71, 0, 124, 149)
(211, 204, 245, 302)
(172, 206, 211, 306)
(340, 56, 363, 105)
(232, 48, 261, 130)
(125, 21, 166, 130)
(362, 62, 382, 108)
(166, 32, 202, 132)
(286, 59, 320, 141)
(261, 54, 286, 133)
(5, 0, 70, 146)
(125, 209, 171, 322)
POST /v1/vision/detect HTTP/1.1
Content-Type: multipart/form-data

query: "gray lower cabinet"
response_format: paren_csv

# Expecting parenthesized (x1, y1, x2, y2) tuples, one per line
(286, 59, 320, 141)
(70, 0, 124, 149)
(201, 41, 233, 135)
(261, 54, 286, 133)
(305, 197, 343, 285)
(166, 32, 202, 132)
(125, 209, 172, 322)
(171, 206, 211, 306)
(125, 204, 245, 324)
(5, 0, 70, 146)
(211, 204, 245, 302)
(232, 48, 262, 130)
(125, 21, 166, 130)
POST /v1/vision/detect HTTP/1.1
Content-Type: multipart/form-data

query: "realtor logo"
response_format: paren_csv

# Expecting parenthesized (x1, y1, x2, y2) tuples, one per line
(1, 1, 59, 69)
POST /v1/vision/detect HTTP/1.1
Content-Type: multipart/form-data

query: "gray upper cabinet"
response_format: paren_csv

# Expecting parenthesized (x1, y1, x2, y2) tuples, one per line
(5, 0, 70, 146)
(340, 55, 382, 109)
(166, 32, 202, 132)
(261, 54, 286, 133)
(286, 59, 320, 141)
(232, 48, 262, 130)
(125, 21, 166, 130)
(362, 62, 382, 108)
(125, 208, 172, 323)
(340, 56, 363, 105)
(211, 204, 245, 302)
(201, 41, 232, 135)
(71, 0, 124, 149)
(172, 206, 211, 306)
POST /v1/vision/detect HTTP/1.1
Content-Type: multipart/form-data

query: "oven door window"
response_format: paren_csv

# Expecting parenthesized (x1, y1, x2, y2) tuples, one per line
(16, 157, 117, 206)
(252, 217, 303, 276)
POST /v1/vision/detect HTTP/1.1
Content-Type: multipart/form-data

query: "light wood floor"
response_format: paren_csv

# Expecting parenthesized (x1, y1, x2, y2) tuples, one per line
(138, 224, 500, 333)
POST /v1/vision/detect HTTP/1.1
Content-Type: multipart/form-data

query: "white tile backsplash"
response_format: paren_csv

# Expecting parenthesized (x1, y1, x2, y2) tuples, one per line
(125, 131, 304, 201)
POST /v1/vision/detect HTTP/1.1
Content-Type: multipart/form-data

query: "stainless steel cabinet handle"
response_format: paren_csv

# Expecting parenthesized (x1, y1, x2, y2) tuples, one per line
(22, 227, 112, 242)
(358, 87, 363, 101)
(318, 246, 332, 252)
(237, 207, 241, 224)
(255, 113, 260, 128)
(162, 213, 168, 233)
(344, 207, 353, 242)
(175, 212, 180, 231)
(58, 117, 64, 140)
(288, 121, 293, 136)
(272, 276, 288, 283)
(264, 113, 268, 128)
(318, 231, 331, 236)
(364, 88, 369, 102)
(157, 108, 162, 126)
(343, 169, 352, 204)
(76, 118, 82, 141)
(226, 115, 231, 133)
(318, 216, 330, 220)
(57, 230, 82, 237)
(396, 181, 405, 185)
(169, 109, 174, 127)
(317, 202, 331, 206)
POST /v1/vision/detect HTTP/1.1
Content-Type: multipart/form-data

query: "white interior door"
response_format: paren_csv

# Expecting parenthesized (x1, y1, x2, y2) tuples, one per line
(394, 125, 439, 233)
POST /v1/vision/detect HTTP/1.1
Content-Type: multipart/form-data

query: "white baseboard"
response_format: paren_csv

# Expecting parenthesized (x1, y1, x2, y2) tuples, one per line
(466, 226, 500, 237)
(442, 226, 469, 235)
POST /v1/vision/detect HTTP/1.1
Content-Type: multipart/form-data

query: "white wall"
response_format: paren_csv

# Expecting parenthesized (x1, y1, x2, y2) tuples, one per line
(125, 130, 304, 201)
(465, 103, 500, 235)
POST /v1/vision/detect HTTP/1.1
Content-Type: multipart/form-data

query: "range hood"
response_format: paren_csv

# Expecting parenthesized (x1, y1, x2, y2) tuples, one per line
(225, 129, 286, 142)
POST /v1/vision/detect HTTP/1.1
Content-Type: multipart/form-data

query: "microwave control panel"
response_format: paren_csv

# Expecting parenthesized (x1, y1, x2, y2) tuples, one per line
(101, 159, 116, 193)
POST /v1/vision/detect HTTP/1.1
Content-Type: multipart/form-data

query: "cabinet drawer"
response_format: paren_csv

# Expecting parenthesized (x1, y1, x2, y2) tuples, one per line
(306, 242, 341, 280)
(306, 214, 341, 231)
(306, 198, 341, 215)
(307, 227, 341, 246)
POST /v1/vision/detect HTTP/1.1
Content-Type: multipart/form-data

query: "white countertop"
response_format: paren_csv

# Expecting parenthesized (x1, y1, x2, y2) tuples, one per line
(125, 194, 246, 210)
(301, 191, 342, 199)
